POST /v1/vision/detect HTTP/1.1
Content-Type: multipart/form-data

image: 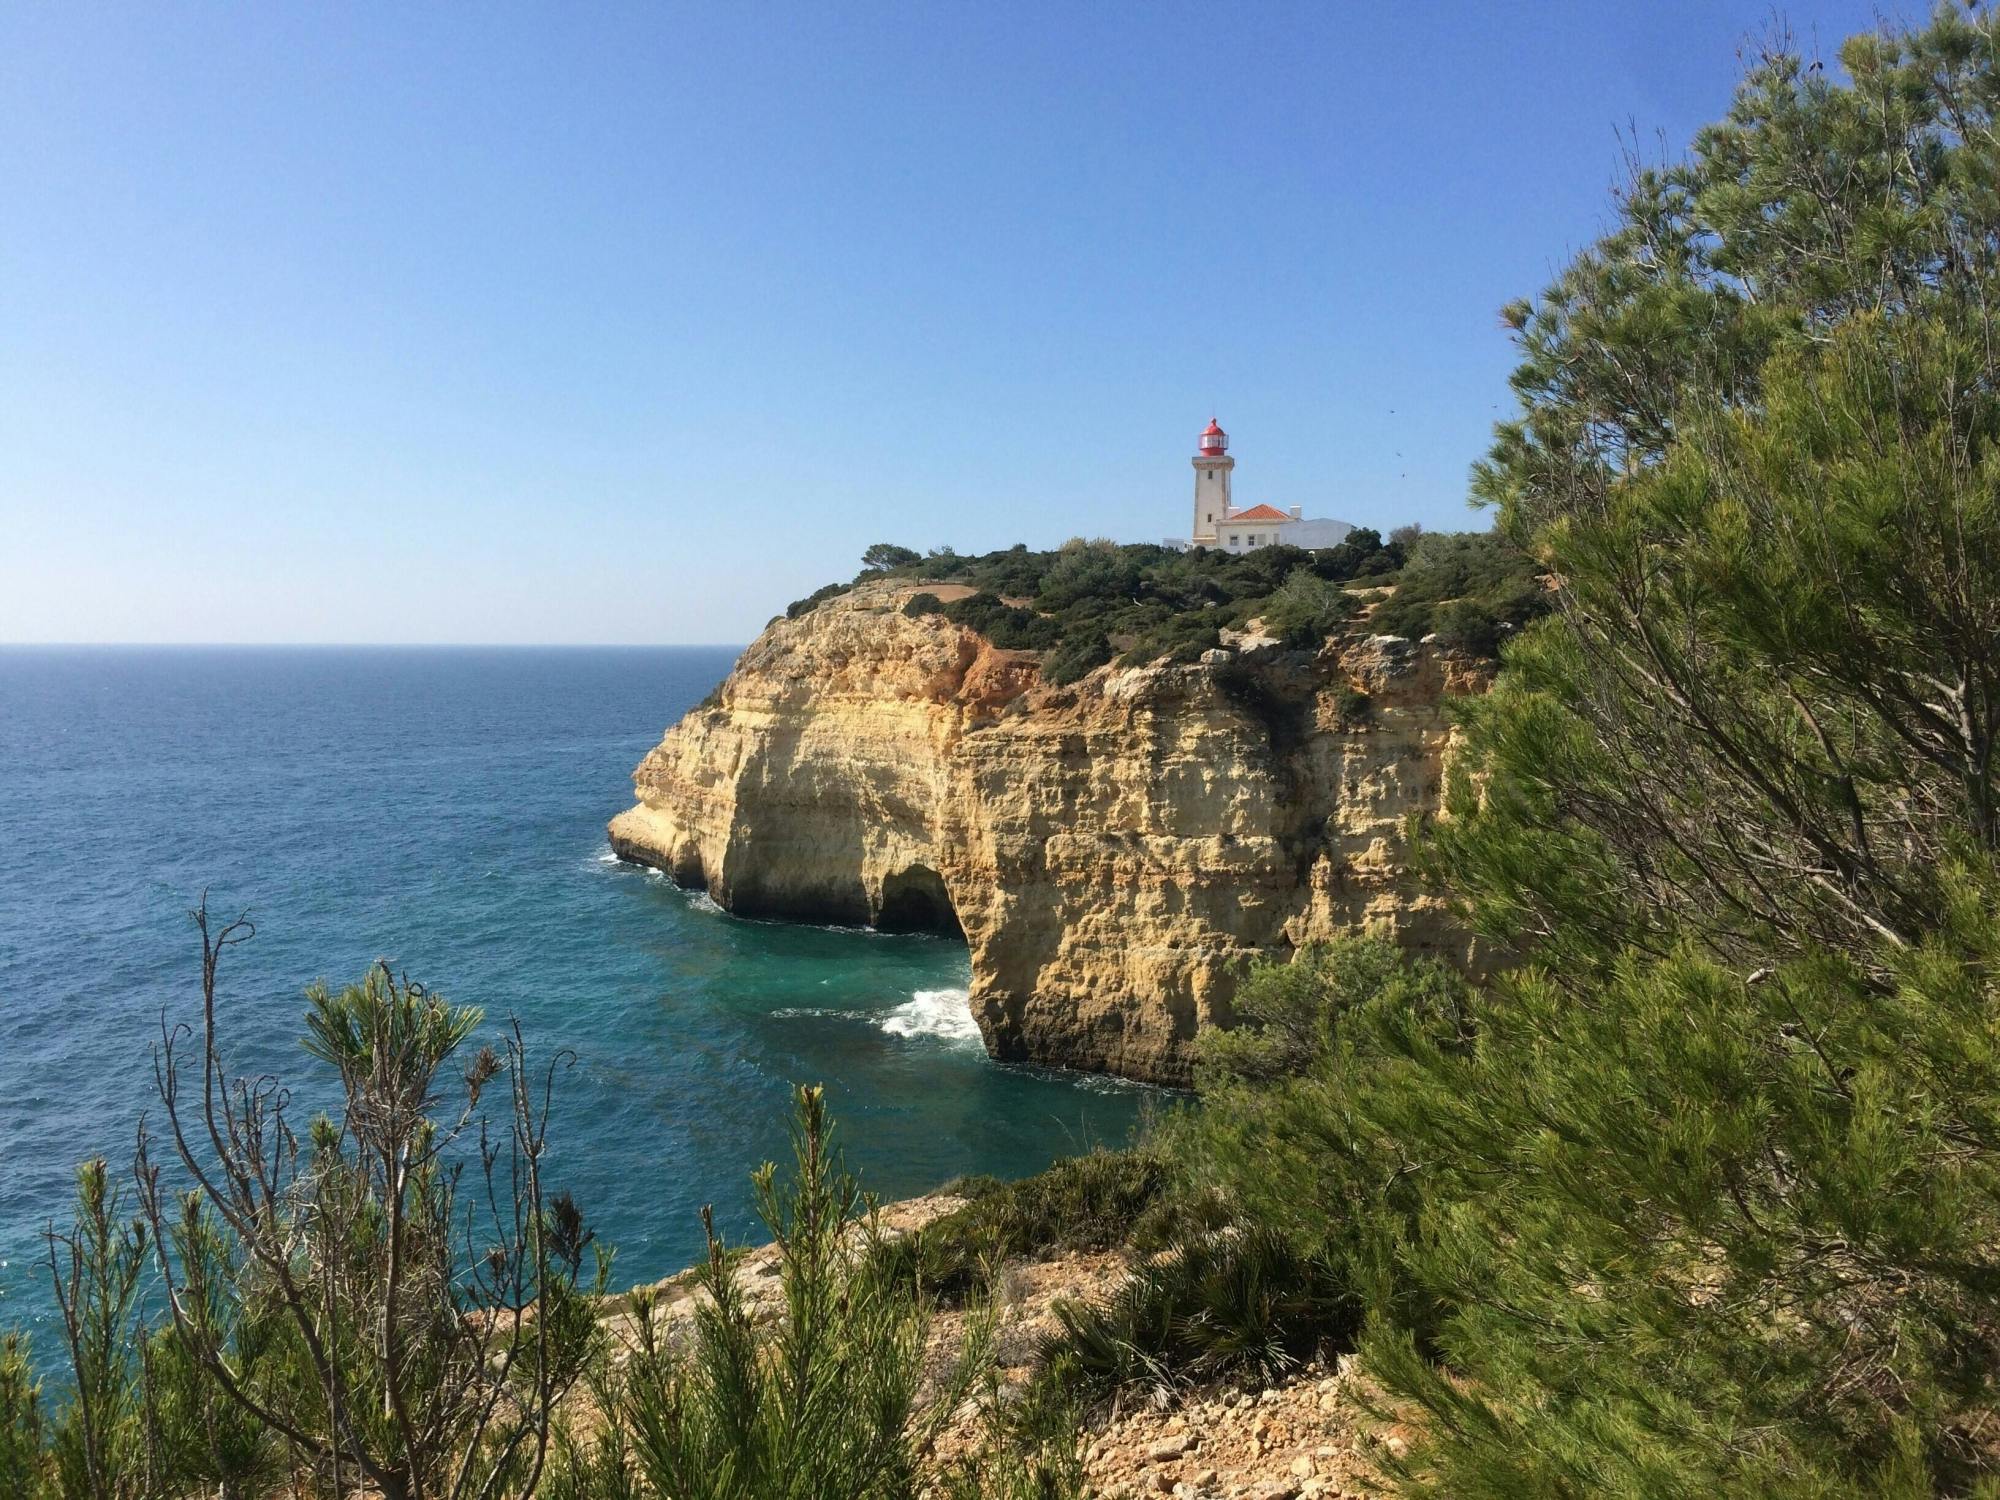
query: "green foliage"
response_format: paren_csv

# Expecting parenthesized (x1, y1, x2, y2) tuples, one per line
(876, 1150, 1165, 1305)
(139, 1313, 274, 1500)
(1256, 568, 1358, 649)
(1034, 538, 1144, 613)
(125, 915, 606, 1500)
(796, 526, 1539, 671)
(935, 1385, 1086, 1500)
(900, 591, 944, 618)
(1117, 609, 1220, 668)
(1308, 526, 1403, 583)
(786, 581, 850, 620)
(1160, 940, 1476, 1336)
(1365, 530, 1546, 648)
(1305, 14, 2000, 1494)
(6, 938, 1076, 1500)
(572, 1085, 1009, 1500)
(1040, 630, 1111, 686)
(45, 1159, 150, 1499)
(1436, 308, 2000, 978)
(1038, 1230, 1353, 1404)
(1358, 917, 2000, 1498)
(861, 543, 922, 572)
(939, 591, 1061, 651)
(0, 1335, 42, 1498)
(147, 962, 602, 1500)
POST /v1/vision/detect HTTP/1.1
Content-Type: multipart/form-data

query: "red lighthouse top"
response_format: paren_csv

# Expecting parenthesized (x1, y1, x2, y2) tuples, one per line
(1199, 418, 1228, 456)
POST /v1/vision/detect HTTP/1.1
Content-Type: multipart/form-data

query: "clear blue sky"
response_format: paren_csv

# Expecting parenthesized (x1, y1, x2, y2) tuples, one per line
(2, 2, 1890, 644)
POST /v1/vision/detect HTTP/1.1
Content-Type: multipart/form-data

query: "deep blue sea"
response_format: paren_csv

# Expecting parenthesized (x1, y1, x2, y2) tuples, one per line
(0, 646, 1148, 1351)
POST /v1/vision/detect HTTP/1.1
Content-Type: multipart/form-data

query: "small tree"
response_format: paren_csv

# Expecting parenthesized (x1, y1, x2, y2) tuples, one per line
(860, 544, 921, 572)
(44, 1160, 149, 1500)
(0, 1334, 43, 1497)
(564, 1086, 1004, 1500)
(134, 902, 605, 1500)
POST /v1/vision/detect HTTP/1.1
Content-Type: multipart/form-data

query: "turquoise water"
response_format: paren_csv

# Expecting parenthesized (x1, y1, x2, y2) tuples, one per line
(0, 646, 1150, 1348)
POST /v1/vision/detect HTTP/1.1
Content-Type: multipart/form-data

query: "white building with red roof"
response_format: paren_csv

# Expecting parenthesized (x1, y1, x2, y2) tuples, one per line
(1183, 419, 1354, 555)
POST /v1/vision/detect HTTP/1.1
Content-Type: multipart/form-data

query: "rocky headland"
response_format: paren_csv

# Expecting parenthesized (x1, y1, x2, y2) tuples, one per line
(609, 579, 1490, 1084)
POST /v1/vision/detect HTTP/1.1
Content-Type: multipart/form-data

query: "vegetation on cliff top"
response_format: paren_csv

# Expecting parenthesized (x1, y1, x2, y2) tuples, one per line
(786, 526, 1550, 675)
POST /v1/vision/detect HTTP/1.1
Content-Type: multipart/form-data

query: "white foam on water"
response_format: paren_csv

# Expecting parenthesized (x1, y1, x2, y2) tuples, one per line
(684, 889, 724, 915)
(877, 987, 982, 1045)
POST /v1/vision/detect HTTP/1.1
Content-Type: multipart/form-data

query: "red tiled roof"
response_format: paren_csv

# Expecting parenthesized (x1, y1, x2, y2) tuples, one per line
(1230, 504, 1290, 521)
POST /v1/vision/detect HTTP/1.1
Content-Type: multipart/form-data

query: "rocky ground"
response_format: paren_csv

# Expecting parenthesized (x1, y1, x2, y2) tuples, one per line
(602, 1194, 1410, 1500)
(1065, 1366, 1408, 1500)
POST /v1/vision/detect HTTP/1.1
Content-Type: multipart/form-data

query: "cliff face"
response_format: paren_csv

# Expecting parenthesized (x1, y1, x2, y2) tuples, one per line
(610, 581, 1489, 1084)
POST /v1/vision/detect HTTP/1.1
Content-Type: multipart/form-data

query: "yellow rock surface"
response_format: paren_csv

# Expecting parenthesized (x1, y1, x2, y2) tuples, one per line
(609, 581, 1488, 1084)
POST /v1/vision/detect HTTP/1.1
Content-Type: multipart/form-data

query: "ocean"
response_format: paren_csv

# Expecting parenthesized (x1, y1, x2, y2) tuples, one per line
(0, 646, 1150, 1349)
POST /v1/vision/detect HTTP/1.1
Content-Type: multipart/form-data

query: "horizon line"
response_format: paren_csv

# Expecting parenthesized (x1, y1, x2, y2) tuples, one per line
(0, 640, 751, 650)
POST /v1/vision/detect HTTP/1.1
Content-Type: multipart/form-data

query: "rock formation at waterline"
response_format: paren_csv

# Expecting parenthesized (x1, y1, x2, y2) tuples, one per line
(609, 581, 1489, 1084)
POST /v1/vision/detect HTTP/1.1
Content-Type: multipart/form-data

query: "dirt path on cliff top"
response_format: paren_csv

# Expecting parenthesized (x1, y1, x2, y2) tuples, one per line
(597, 1194, 1414, 1500)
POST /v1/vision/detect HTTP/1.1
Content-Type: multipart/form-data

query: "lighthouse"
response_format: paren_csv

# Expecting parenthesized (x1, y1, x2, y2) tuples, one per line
(1176, 418, 1356, 554)
(1191, 418, 1234, 545)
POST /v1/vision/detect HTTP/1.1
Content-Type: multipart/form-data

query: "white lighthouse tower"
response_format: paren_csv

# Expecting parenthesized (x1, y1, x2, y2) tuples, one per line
(1191, 418, 1233, 545)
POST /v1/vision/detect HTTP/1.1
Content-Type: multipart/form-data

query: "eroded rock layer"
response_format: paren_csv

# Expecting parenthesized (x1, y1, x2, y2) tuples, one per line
(610, 581, 1489, 1084)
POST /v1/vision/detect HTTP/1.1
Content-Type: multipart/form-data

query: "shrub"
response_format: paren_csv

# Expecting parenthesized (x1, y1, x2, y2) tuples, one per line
(1041, 630, 1111, 686)
(0, 1336, 40, 1498)
(1038, 1229, 1354, 1403)
(940, 591, 1061, 651)
(1257, 569, 1356, 649)
(1307, 527, 1396, 583)
(1156, 939, 1475, 1336)
(785, 524, 1533, 688)
(902, 591, 945, 618)
(1339, 15, 2000, 1493)
(1118, 611, 1220, 667)
(1036, 540, 1145, 613)
(129, 906, 604, 1500)
(1364, 530, 1545, 646)
(877, 1151, 1165, 1305)
(563, 1086, 1028, 1500)
(786, 581, 850, 620)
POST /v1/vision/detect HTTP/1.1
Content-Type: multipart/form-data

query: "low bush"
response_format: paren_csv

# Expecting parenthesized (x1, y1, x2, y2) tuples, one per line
(786, 581, 851, 620)
(556, 1085, 1025, 1500)
(1366, 530, 1545, 648)
(1037, 1229, 1355, 1403)
(1256, 569, 1358, 649)
(940, 591, 1062, 651)
(1117, 611, 1221, 667)
(1042, 630, 1112, 685)
(902, 591, 945, 617)
(877, 1151, 1165, 1305)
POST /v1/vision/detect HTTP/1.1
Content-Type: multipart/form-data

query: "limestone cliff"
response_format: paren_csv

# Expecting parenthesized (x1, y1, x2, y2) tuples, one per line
(609, 580, 1489, 1084)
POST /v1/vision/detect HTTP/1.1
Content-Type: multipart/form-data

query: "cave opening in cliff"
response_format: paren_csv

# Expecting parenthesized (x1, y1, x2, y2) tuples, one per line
(876, 864, 963, 938)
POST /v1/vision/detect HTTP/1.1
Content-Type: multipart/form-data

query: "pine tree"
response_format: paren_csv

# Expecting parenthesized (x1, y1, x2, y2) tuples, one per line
(1358, 11, 2000, 1495)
